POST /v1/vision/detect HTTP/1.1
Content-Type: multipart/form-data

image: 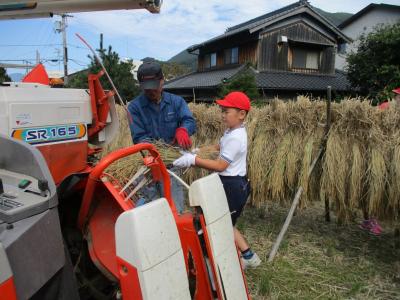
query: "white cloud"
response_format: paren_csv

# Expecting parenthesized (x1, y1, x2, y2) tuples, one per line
(69, 0, 400, 60)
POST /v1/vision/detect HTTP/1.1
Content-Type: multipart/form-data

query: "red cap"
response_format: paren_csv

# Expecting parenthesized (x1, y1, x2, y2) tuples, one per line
(393, 87, 400, 94)
(216, 91, 251, 111)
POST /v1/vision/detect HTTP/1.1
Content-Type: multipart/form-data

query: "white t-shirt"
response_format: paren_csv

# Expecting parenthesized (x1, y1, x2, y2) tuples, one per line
(219, 125, 247, 176)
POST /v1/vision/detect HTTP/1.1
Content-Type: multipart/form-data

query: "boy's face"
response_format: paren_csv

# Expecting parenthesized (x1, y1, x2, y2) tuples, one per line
(220, 107, 246, 129)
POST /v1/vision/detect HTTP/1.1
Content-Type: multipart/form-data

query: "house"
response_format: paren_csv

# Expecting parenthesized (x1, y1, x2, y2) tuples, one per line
(164, 0, 353, 100)
(336, 3, 400, 70)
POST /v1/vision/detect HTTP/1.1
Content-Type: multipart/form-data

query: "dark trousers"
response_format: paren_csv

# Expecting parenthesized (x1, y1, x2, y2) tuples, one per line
(219, 175, 250, 225)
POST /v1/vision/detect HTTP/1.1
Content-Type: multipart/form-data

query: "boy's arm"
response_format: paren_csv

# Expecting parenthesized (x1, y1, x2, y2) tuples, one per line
(195, 156, 229, 172)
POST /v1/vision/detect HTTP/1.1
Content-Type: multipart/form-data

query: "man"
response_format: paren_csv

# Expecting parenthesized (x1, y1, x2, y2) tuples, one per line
(127, 61, 196, 213)
(128, 61, 196, 147)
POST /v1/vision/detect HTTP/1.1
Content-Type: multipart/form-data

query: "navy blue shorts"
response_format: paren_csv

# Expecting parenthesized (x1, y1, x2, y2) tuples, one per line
(219, 175, 251, 225)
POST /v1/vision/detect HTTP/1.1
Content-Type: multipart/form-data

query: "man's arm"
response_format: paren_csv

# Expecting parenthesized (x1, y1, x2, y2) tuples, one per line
(127, 102, 152, 144)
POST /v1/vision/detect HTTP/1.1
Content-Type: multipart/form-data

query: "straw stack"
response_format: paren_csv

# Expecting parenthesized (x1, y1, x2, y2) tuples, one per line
(99, 98, 400, 223)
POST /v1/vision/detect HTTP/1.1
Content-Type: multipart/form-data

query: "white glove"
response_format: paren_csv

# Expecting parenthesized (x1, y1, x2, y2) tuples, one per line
(173, 152, 196, 168)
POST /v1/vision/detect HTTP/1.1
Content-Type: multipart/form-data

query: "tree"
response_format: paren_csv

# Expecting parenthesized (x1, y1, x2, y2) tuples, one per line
(159, 61, 191, 80)
(218, 70, 259, 100)
(0, 67, 11, 83)
(346, 22, 400, 103)
(68, 46, 139, 102)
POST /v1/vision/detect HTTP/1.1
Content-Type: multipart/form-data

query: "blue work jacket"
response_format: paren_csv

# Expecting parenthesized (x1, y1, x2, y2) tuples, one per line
(127, 92, 196, 144)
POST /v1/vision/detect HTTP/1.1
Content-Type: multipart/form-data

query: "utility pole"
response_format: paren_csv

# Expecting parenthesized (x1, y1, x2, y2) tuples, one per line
(100, 33, 103, 52)
(55, 15, 70, 85)
(36, 50, 40, 64)
(61, 14, 68, 85)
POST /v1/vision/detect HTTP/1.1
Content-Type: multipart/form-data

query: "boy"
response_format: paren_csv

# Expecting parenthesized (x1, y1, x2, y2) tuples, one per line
(173, 91, 261, 269)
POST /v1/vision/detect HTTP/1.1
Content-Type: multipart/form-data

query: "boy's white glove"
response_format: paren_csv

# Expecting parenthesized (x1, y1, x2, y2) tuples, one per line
(173, 152, 196, 168)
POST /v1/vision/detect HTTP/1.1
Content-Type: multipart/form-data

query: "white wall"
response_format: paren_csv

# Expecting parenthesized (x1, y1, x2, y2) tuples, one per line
(335, 7, 400, 70)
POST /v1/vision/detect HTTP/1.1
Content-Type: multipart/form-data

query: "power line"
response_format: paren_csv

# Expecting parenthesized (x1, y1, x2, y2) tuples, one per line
(0, 43, 62, 47)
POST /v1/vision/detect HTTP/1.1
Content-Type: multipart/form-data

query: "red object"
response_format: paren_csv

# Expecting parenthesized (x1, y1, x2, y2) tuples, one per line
(393, 87, 400, 94)
(378, 101, 390, 110)
(87, 71, 113, 138)
(216, 91, 251, 111)
(73, 141, 250, 299)
(0, 277, 18, 300)
(77, 143, 173, 229)
(116, 257, 143, 300)
(37, 141, 89, 185)
(174, 127, 192, 149)
(22, 63, 49, 85)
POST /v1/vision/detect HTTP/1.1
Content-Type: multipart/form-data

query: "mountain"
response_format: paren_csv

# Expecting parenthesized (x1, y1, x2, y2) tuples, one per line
(9, 73, 24, 82)
(168, 8, 352, 70)
(167, 50, 197, 71)
(313, 7, 352, 26)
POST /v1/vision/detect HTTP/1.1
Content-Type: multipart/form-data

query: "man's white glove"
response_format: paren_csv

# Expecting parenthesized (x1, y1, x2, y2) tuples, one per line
(173, 152, 196, 168)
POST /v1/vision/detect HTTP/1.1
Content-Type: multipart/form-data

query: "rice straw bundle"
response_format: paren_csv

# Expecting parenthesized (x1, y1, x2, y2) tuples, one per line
(348, 143, 365, 210)
(94, 97, 400, 222)
(298, 136, 314, 208)
(284, 132, 302, 191)
(367, 147, 388, 218)
(388, 145, 400, 220)
(321, 131, 350, 221)
(267, 133, 291, 201)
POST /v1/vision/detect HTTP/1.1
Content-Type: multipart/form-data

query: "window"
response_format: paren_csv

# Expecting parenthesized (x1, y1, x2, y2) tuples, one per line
(210, 53, 217, 67)
(204, 52, 217, 69)
(204, 54, 210, 68)
(224, 49, 231, 64)
(292, 47, 320, 70)
(224, 47, 239, 65)
(337, 43, 347, 54)
(231, 47, 238, 64)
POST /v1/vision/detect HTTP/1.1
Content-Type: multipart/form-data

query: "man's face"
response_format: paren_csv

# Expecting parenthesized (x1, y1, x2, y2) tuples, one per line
(143, 80, 164, 103)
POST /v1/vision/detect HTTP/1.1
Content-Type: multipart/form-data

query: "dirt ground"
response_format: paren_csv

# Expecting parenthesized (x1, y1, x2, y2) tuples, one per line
(239, 203, 400, 300)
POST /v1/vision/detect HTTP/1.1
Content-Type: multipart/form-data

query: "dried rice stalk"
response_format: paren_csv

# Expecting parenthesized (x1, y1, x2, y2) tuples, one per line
(349, 143, 364, 210)
(298, 136, 314, 208)
(367, 147, 387, 218)
(285, 133, 302, 190)
(268, 134, 291, 201)
(321, 131, 350, 221)
(388, 145, 400, 220)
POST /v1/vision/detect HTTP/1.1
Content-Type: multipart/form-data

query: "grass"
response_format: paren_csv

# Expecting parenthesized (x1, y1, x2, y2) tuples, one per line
(239, 203, 400, 299)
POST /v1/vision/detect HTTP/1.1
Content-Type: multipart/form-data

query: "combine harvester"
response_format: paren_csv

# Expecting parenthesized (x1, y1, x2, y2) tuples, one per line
(0, 1, 250, 299)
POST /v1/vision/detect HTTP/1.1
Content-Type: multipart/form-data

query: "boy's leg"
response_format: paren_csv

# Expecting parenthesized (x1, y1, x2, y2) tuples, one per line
(234, 228, 249, 252)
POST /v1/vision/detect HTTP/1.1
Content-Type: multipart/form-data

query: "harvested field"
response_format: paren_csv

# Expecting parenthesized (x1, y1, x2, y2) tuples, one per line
(241, 203, 400, 299)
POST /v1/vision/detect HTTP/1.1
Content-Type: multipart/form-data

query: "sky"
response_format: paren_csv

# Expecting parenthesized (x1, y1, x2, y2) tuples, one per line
(0, 0, 399, 76)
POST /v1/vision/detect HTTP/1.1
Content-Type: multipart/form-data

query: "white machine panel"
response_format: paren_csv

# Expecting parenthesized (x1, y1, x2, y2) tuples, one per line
(189, 173, 248, 300)
(115, 198, 190, 300)
(0, 83, 118, 147)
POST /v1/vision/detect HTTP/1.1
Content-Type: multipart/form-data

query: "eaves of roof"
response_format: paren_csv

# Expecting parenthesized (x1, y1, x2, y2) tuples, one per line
(339, 3, 400, 29)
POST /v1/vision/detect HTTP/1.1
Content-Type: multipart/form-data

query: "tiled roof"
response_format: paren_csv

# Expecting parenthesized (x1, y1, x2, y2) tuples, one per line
(255, 70, 351, 91)
(226, 2, 301, 35)
(163, 65, 246, 89)
(164, 65, 351, 92)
